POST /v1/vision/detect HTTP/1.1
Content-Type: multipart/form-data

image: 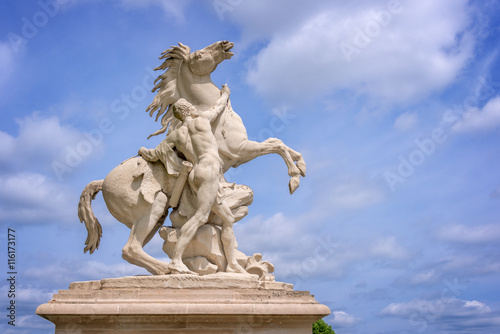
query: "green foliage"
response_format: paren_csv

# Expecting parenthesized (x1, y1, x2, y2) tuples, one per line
(312, 319, 335, 334)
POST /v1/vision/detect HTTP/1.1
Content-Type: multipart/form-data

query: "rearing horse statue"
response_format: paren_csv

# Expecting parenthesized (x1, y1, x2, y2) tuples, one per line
(146, 41, 306, 193)
(77, 42, 306, 277)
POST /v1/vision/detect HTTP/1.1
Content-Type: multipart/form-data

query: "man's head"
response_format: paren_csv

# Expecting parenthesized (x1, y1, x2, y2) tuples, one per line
(172, 98, 197, 121)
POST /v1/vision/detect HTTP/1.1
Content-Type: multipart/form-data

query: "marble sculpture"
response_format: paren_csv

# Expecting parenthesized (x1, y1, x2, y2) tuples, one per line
(77, 41, 306, 281)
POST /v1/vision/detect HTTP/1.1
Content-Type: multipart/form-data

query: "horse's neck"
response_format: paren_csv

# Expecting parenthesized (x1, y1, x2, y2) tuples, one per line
(178, 69, 220, 110)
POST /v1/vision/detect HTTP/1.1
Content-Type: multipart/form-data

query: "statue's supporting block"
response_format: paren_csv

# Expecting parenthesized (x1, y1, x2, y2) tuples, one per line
(36, 274, 330, 333)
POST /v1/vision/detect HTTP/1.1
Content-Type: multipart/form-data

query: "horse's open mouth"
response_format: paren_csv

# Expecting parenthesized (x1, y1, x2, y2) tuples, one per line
(223, 42, 234, 58)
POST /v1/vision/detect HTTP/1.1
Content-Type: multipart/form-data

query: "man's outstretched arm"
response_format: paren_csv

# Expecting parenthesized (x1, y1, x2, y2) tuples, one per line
(203, 84, 231, 122)
(138, 135, 176, 162)
(138, 147, 159, 162)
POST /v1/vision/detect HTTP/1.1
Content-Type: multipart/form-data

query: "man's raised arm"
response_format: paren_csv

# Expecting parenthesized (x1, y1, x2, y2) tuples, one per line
(203, 84, 231, 122)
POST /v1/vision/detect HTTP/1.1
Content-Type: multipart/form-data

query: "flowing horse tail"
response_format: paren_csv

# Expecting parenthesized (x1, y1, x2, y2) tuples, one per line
(77, 180, 104, 254)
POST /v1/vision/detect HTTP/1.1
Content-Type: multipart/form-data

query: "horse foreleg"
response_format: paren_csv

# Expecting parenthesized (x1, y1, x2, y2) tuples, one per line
(122, 192, 170, 275)
(234, 139, 299, 175)
(234, 138, 304, 193)
(287, 146, 306, 177)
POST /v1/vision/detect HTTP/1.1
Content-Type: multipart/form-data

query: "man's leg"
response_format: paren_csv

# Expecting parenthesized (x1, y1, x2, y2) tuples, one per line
(212, 202, 246, 273)
(169, 178, 219, 274)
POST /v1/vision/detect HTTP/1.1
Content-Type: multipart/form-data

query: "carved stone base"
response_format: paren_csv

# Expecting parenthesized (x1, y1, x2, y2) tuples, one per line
(36, 274, 330, 333)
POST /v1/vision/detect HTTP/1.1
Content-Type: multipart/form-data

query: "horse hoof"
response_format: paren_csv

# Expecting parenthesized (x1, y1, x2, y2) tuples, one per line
(289, 176, 300, 194)
(168, 263, 198, 275)
(296, 160, 306, 177)
(157, 268, 171, 275)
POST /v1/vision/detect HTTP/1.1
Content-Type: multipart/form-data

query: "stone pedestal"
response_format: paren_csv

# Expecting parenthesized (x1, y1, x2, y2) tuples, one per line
(36, 274, 330, 333)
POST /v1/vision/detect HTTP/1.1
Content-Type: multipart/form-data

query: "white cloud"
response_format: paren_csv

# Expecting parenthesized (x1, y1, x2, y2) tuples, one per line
(394, 253, 500, 287)
(244, 0, 475, 105)
(394, 112, 418, 131)
(384, 299, 440, 316)
(331, 310, 362, 328)
(0, 112, 106, 181)
(12, 315, 53, 330)
(233, 212, 361, 283)
(0, 111, 112, 225)
(447, 256, 500, 276)
(380, 298, 500, 332)
(464, 300, 492, 313)
(0, 172, 74, 224)
(16, 113, 85, 159)
(438, 223, 500, 243)
(370, 236, 410, 260)
(327, 182, 384, 209)
(409, 270, 439, 285)
(25, 260, 148, 285)
(226, 0, 333, 47)
(397, 254, 500, 287)
(0, 130, 14, 157)
(0, 287, 55, 330)
(0, 284, 54, 304)
(234, 212, 310, 258)
(452, 95, 500, 133)
(119, 0, 191, 21)
(16, 286, 55, 304)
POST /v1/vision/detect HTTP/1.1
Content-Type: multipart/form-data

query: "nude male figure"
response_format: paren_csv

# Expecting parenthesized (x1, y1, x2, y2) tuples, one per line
(139, 84, 246, 274)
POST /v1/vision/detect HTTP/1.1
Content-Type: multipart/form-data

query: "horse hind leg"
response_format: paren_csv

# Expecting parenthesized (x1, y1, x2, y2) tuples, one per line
(122, 192, 170, 275)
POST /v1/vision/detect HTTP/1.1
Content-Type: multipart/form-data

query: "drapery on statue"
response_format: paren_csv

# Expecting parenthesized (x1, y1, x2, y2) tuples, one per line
(77, 41, 306, 279)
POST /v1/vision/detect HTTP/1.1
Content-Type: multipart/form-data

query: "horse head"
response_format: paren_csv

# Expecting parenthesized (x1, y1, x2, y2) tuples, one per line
(186, 41, 234, 76)
(146, 41, 234, 138)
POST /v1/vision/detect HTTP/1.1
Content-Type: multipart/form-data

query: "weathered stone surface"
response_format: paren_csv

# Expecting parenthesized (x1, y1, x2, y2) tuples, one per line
(183, 256, 218, 275)
(69, 273, 290, 290)
(160, 226, 275, 280)
(37, 275, 330, 333)
(160, 224, 227, 271)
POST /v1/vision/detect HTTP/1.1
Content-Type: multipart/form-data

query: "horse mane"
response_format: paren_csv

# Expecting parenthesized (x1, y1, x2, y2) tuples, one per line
(145, 42, 191, 139)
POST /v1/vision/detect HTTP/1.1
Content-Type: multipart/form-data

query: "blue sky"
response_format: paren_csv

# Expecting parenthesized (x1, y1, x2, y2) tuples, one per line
(1, 0, 500, 333)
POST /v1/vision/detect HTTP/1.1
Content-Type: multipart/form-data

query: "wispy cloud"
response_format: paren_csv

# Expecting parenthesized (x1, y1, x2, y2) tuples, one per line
(452, 95, 500, 133)
(118, 0, 192, 22)
(4, 315, 53, 332)
(438, 223, 500, 243)
(409, 270, 440, 286)
(0, 112, 104, 174)
(0, 172, 74, 224)
(326, 182, 385, 210)
(370, 236, 410, 260)
(394, 112, 419, 131)
(24, 259, 149, 286)
(381, 298, 500, 333)
(331, 310, 362, 328)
